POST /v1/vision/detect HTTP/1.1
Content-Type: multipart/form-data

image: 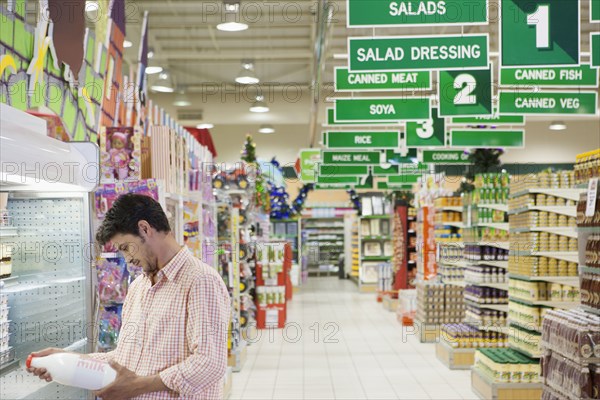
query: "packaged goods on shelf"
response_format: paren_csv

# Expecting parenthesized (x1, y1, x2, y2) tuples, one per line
(463, 227, 510, 243)
(541, 351, 600, 400)
(509, 212, 577, 230)
(465, 304, 507, 327)
(416, 281, 445, 324)
(442, 324, 508, 349)
(465, 264, 507, 284)
(510, 170, 576, 194)
(434, 211, 463, 224)
(445, 284, 466, 323)
(465, 245, 509, 261)
(508, 324, 542, 358)
(508, 301, 548, 331)
(474, 348, 541, 384)
(465, 285, 508, 305)
(585, 235, 600, 270)
(465, 173, 511, 206)
(508, 255, 578, 277)
(541, 309, 600, 364)
(439, 263, 465, 284)
(510, 232, 578, 253)
(398, 289, 417, 326)
(575, 149, 600, 185)
(509, 194, 577, 211)
(434, 197, 463, 208)
(581, 273, 600, 313)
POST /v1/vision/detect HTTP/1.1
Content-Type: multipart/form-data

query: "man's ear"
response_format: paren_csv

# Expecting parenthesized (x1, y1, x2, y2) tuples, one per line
(138, 220, 152, 239)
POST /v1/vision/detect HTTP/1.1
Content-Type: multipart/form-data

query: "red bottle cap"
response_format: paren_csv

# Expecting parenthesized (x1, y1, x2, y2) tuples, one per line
(26, 354, 33, 368)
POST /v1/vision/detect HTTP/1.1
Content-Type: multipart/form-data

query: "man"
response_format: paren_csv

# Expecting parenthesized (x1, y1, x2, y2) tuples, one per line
(27, 194, 231, 400)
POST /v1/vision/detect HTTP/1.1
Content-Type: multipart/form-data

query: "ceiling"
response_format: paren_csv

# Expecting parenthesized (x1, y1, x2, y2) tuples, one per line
(121, 0, 600, 162)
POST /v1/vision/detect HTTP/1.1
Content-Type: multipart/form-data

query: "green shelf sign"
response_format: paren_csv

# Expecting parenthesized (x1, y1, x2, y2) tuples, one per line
(298, 149, 321, 183)
(377, 182, 415, 190)
(322, 150, 382, 165)
(593, 0, 600, 22)
(450, 129, 525, 148)
(500, 65, 598, 87)
(406, 107, 446, 147)
(592, 34, 600, 68)
(501, 0, 580, 67)
(325, 108, 389, 126)
(451, 113, 524, 125)
(318, 165, 369, 176)
(334, 97, 431, 122)
(346, 0, 488, 27)
(335, 67, 431, 92)
(316, 175, 359, 185)
(439, 66, 493, 117)
(422, 150, 471, 164)
(348, 34, 489, 72)
(499, 91, 598, 115)
(323, 130, 400, 149)
(373, 165, 399, 176)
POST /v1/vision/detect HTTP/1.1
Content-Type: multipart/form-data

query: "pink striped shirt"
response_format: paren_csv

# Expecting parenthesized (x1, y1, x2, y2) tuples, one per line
(89, 247, 230, 399)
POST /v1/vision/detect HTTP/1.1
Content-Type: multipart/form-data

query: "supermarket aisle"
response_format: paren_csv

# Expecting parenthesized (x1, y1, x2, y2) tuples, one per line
(230, 278, 476, 400)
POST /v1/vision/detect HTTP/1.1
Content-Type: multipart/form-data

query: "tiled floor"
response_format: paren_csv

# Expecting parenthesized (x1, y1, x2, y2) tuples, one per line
(230, 278, 478, 400)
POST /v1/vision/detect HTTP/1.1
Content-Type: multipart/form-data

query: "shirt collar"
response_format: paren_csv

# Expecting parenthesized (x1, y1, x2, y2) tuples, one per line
(153, 246, 188, 282)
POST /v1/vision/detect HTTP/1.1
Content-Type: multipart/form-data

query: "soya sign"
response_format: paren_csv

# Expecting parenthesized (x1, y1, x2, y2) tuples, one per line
(334, 67, 431, 92)
(334, 97, 431, 122)
(346, 0, 488, 27)
(501, 0, 579, 67)
(348, 34, 489, 72)
(323, 131, 400, 149)
(325, 108, 388, 126)
(499, 91, 599, 115)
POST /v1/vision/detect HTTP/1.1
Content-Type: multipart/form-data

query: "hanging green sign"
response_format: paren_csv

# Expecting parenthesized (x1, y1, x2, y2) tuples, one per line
(377, 182, 415, 190)
(316, 175, 359, 184)
(384, 149, 417, 164)
(316, 175, 373, 189)
(422, 150, 471, 164)
(334, 67, 431, 92)
(348, 34, 489, 72)
(406, 107, 446, 147)
(439, 65, 493, 117)
(499, 91, 598, 115)
(334, 97, 431, 122)
(500, 0, 580, 67)
(388, 174, 422, 184)
(298, 149, 321, 183)
(451, 113, 524, 125)
(322, 150, 382, 165)
(323, 131, 400, 149)
(346, 0, 489, 27)
(450, 129, 525, 148)
(500, 65, 598, 87)
(325, 108, 390, 126)
(591, 0, 600, 22)
(318, 165, 369, 176)
(373, 165, 399, 175)
(592, 34, 600, 68)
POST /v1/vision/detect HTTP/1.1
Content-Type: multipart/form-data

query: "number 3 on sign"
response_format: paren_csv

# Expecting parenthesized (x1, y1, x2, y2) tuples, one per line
(453, 74, 477, 105)
(416, 120, 434, 138)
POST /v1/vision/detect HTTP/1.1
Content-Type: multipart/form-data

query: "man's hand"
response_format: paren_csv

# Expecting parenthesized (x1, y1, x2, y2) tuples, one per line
(26, 348, 65, 382)
(94, 361, 169, 399)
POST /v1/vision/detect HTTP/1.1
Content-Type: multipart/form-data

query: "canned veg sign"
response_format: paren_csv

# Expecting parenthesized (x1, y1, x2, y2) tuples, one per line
(499, 91, 599, 115)
(348, 35, 489, 72)
(346, 0, 488, 27)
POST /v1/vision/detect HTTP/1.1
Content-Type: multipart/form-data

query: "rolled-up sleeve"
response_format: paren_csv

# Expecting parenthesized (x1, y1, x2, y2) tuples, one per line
(159, 274, 230, 397)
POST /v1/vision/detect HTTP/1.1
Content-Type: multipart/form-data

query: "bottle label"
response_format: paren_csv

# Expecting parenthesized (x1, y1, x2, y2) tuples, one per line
(73, 358, 108, 390)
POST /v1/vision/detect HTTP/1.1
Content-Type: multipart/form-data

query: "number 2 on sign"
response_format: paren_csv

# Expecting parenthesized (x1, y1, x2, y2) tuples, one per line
(416, 120, 434, 138)
(453, 74, 477, 105)
(527, 4, 550, 48)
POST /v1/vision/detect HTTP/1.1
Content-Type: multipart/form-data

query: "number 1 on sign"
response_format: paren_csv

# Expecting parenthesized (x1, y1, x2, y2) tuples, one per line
(527, 4, 550, 48)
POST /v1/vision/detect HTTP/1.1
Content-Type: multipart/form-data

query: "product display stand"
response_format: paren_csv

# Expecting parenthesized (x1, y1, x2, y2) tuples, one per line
(302, 211, 346, 277)
(255, 242, 290, 329)
(350, 215, 360, 284)
(271, 219, 301, 286)
(359, 214, 392, 293)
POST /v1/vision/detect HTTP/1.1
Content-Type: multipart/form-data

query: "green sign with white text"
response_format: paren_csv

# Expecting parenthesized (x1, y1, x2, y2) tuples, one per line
(322, 150, 381, 165)
(319, 165, 369, 176)
(406, 107, 446, 147)
(501, 0, 579, 67)
(348, 34, 489, 72)
(316, 175, 359, 184)
(377, 182, 415, 190)
(451, 113, 524, 124)
(299, 149, 321, 183)
(323, 131, 400, 149)
(423, 150, 471, 164)
(326, 108, 389, 126)
(450, 129, 525, 148)
(439, 66, 493, 117)
(500, 65, 598, 87)
(334, 67, 431, 92)
(499, 91, 598, 115)
(334, 98, 431, 122)
(385, 149, 417, 164)
(592, 34, 600, 68)
(591, 0, 600, 22)
(346, 0, 488, 27)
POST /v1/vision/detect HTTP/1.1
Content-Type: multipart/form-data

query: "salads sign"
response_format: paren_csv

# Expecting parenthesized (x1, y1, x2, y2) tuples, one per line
(346, 0, 488, 27)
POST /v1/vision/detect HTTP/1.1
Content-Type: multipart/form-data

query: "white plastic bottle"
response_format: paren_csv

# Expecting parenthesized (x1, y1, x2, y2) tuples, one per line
(26, 353, 117, 390)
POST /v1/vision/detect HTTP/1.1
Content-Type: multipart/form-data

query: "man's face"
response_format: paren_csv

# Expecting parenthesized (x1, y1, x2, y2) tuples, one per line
(111, 233, 158, 275)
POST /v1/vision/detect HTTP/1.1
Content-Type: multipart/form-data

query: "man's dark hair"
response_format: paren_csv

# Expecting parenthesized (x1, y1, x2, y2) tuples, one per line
(96, 194, 171, 245)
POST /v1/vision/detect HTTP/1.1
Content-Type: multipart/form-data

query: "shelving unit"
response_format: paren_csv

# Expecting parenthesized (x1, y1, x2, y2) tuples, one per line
(358, 214, 392, 292)
(302, 216, 345, 277)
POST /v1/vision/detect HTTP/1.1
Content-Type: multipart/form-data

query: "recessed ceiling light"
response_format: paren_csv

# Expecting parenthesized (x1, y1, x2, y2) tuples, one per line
(197, 123, 214, 129)
(258, 124, 275, 134)
(216, 21, 248, 31)
(549, 121, 567, 131)
(148, 48, 155, 59)
(123, 40, 133, 48)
